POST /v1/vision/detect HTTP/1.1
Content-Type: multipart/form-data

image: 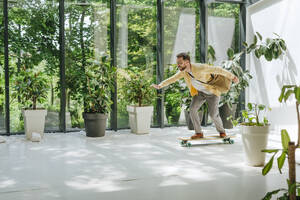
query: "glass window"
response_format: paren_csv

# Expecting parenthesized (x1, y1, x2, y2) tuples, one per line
(116, 0, 157, 128)
(65, 0, 111, 131)
(163, 0, 200, 126)
(9, 0, 60, 133)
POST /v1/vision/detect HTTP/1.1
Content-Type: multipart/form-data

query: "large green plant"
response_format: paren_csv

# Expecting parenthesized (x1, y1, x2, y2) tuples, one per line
(220, 49, 252, 108)
(119, 67, 155, 107)
(82, 56, 116, 114)
(261, 85, 300, 200)
(13, 67, 49, 110)
(221, 32, 286, 108)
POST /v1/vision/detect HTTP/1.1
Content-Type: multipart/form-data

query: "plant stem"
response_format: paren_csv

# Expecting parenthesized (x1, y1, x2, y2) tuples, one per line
(288, 141, 296, 200)
(33, 97, 36, 110)
(296, 102, 300, 147)
(255, 104, 259, 124)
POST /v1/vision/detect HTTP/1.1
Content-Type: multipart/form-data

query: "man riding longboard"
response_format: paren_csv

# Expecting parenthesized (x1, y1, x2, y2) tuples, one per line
(151, 52, 239, 139)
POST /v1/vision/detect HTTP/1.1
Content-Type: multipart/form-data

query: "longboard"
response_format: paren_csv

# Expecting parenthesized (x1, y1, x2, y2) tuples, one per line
(178, 134, 236, 147)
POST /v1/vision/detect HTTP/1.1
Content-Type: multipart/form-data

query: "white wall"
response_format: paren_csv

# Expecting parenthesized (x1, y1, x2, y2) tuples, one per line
(246, 0, 300, 136)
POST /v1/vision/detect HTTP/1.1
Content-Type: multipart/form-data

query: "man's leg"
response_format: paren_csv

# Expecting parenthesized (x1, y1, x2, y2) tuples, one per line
(206, 94, 226, 136)
(189, 92, 206, 138)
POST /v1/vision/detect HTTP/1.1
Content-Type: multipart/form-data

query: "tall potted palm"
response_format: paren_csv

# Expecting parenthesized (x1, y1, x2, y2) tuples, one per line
(261, 85, 300, 200)
(119, 67, 155, 134)
(13, 68, 49, 140)
(82, 56, 116, 137)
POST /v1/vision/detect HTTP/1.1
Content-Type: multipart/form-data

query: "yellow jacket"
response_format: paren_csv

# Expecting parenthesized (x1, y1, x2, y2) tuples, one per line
(158, 63, 235, 97)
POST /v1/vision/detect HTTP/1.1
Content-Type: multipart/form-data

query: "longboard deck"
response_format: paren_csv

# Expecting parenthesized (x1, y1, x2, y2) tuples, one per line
(178, 134, 236, 147)
(178, 135, 236, 141)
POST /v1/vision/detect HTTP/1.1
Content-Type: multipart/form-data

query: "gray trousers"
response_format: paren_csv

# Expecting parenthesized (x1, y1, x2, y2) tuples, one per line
(189, 91, 225, 134)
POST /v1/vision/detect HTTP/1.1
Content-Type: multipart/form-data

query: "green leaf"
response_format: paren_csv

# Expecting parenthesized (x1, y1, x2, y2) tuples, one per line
(254, 49, 261, 58)
(247, 103, 253, 110)
(279, 40, 287, 51)
(242, 42, 248, 47)
(262, 154, 275, 176)
(262, 189, 282, 200)
(265, 49, 273, 61)
(258, 104, 266, 110)
(227, 48, 234, 59)
(277, 151, 286, 174)
(279, 85, 295, 102)
(262, 149, 279, 153)
(284, 89, 294, 102)
(294, 87, 300, 102)
(254, 35, 258, 45)
(263, 117, 268, 125)
(256, 32, 263, 41)
(281, 129, 290, 150)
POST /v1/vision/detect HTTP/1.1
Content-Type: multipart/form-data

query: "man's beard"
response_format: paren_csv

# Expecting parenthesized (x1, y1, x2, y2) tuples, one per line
(179, 66, 186, 71)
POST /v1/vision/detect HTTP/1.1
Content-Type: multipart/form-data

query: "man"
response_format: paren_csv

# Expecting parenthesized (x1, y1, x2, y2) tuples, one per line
(152, 52, 239, 139)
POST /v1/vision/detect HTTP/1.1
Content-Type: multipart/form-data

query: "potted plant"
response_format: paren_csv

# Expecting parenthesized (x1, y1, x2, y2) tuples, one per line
(261, 85, 300, 200)
(237, 103, 271, 166)
(119, 67, 155, 134)
(13, 67, 49, 140)
(229, 103, 271, 166)
(220, 49, 252, 129)
(82, 56, 115, 137)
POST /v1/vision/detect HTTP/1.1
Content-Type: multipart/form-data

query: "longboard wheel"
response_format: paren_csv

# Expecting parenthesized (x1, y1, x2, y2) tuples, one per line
(229, 140, 234, 144)
(187, 142, 192, 147)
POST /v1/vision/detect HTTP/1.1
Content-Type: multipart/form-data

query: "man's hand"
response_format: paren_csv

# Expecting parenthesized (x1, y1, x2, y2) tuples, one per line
(151, 84, 162, 89)
(232, 76, 239, 84)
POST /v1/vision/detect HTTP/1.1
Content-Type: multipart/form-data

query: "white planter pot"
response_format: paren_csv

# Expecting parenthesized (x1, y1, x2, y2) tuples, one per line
(22, 109, 47, 140)
(127, 105, 153, 134)
(241, 125, 270, 166)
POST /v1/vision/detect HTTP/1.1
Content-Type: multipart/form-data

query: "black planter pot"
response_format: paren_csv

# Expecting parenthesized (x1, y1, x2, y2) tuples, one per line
(219, 104, 237, 129)
(83, 113, 107, 137)
(184, 110, 204, 130)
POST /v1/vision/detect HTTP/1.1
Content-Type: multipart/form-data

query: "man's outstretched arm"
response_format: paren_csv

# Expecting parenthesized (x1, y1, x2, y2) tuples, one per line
(151, 71, 184, 89)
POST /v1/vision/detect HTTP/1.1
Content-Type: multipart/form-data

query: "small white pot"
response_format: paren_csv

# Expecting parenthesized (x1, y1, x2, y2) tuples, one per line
(22, 109, 47, 140)
(241, 125, 270, 166)
(127, 105, 153, 134)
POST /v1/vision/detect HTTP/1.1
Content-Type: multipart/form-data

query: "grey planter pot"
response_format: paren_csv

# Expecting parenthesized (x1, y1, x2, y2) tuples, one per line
(184, 110, 204, 130)
(83, 113, 107, 137)
(219, 104, 237, 129)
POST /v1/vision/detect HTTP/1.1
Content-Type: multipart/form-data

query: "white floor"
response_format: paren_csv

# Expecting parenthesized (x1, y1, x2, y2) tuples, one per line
(0, 126, 299, 200)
